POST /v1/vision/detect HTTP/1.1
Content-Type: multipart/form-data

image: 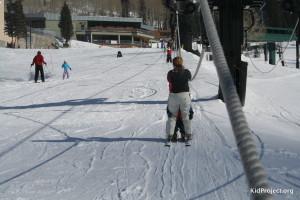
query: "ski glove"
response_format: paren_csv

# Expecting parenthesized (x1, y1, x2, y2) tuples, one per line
(189, 107, 194, 120)
(31, 64, 33, 67)
(70, 68, 72, 70)
(166, 107, 172, 118)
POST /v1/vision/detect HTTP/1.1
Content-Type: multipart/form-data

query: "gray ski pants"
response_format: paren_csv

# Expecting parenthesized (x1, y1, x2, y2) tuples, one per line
(166, 92, 192, 138)
(63, 69, 70, 79)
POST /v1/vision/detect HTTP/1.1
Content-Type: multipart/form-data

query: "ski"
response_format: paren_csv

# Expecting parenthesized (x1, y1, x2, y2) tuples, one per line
(165, 140, 171, 146)
(185, 140, 191, 146)
(165, 133, 190, 146)
(165, 139, 191, 146)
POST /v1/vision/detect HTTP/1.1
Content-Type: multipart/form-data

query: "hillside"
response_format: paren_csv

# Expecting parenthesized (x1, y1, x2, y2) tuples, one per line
(0, 41, 299, 199)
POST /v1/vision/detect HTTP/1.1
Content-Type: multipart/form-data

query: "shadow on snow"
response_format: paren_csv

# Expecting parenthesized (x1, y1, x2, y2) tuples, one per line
(0, 96, 217, 110)
(32, 136, 165, 144)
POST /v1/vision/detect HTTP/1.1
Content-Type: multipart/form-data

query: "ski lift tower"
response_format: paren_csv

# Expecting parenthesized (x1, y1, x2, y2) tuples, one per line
(207, 0, 265, 106)
(282, 0, 300, 69)
(164, 0, 197, 55)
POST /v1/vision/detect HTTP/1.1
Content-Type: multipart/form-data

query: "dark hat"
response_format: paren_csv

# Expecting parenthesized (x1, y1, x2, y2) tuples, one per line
(37, 51, 41, 54)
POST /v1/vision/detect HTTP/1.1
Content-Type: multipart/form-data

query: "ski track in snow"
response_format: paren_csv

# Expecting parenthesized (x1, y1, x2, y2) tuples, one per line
(0, 49, 253, 199)
(0, 48, 145, 105)
(0, 45, 299, 200)
(0, 48, 154, 194)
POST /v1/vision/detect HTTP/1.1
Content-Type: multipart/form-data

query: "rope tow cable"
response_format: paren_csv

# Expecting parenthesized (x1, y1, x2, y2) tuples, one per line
(176, 10, 182, 57)
(198, 0, 273, 199)
(190, 46, 205, 81)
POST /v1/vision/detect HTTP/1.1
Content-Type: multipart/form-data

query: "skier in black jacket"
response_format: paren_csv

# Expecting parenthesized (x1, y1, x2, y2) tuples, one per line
(166, 57, 192, 145)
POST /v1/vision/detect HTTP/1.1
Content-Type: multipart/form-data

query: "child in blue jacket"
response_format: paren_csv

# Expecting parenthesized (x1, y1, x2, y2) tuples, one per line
(62, 60, 72, 80)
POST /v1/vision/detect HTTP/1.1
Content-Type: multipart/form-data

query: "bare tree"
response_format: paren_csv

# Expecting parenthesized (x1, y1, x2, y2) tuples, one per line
(139, 0, 146, 23)
(121, 0, 129, 17)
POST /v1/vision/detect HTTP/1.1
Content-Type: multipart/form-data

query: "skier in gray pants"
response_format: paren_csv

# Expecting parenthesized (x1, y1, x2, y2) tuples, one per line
(61, 60, 72, 80)
(166, 57, 192, 145)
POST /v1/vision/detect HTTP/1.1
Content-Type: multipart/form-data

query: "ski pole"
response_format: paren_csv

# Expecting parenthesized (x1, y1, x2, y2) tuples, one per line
(44, 64, 51, 80)
(27, 65, 32, 83)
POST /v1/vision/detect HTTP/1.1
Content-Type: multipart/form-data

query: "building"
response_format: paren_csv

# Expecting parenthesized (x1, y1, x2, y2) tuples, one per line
(25, 13, 159, 47)
(0, 0, 11, 46)
(153, 30, 171, 40)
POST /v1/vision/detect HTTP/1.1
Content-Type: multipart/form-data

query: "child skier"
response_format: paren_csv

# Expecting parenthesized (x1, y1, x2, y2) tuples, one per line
(117, 51, 123, 57)
(166, 48, 172, 63)
(62, 60, 72, 80)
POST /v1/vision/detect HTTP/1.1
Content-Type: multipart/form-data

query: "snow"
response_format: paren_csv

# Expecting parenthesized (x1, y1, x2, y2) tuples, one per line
(69, 40, 100, 49)
(0, 40, 299, 200)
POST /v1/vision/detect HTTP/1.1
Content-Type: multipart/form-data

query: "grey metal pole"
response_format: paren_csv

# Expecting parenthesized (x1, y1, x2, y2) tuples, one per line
(198, 1, 273, 199)
(176, 11, 181, 57)
(25, 29, 28, 49)
(296, 13, 300, 69)
(29, 25, 32, 49)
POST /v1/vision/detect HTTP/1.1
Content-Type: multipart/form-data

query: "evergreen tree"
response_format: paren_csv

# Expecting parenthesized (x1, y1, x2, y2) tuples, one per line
(14, 0, 27, 40)
(58, 1, 74, 47)
(4, 0, 16, 43)
(4, 0, 27, 47)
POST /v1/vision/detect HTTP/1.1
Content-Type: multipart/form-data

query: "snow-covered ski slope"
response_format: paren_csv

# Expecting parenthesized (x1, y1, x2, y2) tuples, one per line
(0, 41, 299, 200)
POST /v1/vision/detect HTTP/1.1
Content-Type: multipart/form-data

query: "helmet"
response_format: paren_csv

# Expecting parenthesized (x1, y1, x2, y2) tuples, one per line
(37, 51, 41, 54)
(64, 60, 67, 63)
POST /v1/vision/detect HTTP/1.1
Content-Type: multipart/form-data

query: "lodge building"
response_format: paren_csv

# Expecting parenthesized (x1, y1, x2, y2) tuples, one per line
(24, 13, 169, 47)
